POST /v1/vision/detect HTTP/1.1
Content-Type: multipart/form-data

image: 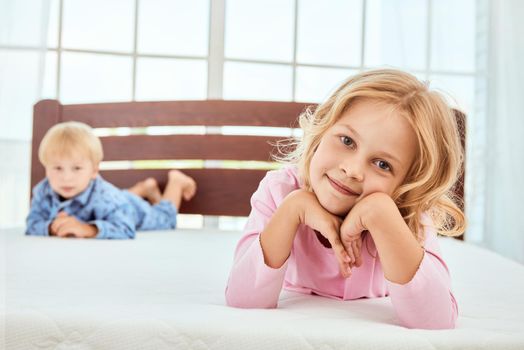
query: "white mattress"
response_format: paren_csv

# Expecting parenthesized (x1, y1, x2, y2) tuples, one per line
(1, 228, 524, 349)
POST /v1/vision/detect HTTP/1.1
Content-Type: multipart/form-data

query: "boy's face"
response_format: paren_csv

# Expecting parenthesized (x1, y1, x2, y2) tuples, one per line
(308, 100, 418, 216)
(45, 155, 99, 199)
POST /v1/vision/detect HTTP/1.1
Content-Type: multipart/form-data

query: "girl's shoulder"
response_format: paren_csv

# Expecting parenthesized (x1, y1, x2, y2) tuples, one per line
(254, 165, 301, 206)
(263, 165, 301, 189)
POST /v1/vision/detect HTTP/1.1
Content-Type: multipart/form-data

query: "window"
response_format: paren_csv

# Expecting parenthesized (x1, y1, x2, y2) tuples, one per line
(0, 0, 485, 229)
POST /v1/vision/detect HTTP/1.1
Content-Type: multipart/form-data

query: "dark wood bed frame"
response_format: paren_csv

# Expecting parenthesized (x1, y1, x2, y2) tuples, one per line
(31, 99, 465, 225)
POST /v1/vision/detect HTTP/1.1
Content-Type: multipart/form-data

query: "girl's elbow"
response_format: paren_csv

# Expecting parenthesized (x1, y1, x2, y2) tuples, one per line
(401, 310, 457, 330)
(225, 287, 278, 309)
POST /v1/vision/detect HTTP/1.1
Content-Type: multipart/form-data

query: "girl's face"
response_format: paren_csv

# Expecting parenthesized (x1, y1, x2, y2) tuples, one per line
(45, 154, 98, 199)
(309, 100, 418, 216)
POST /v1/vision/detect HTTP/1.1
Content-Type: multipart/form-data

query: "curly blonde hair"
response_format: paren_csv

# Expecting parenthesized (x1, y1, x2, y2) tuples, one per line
(275, 69, 466, 240)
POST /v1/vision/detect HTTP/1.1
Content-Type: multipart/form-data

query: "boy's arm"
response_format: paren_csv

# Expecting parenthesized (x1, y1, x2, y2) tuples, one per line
(25, 186, 53, 236)
(88, 203, 136, 239)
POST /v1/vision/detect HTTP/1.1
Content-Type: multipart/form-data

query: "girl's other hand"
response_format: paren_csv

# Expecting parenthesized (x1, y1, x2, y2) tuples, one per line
(341, 201, 369, 268)
(292, 189, 354, 278)
(340, 193, 390, 266)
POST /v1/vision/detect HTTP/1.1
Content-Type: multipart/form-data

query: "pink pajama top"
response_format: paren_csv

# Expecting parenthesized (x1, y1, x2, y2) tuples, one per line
(225, 166, 458, 329)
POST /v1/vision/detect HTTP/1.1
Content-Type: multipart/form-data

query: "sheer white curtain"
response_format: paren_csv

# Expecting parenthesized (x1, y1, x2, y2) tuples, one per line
(0, 0, 51, 228)
(482, 0, 524, 263)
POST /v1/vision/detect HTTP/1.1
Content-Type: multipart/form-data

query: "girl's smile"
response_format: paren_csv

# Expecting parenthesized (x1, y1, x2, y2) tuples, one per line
(326, 175, 361, 196)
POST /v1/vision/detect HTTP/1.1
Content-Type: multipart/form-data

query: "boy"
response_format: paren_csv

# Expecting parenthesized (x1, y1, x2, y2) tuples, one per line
(26, 121, 196, 239)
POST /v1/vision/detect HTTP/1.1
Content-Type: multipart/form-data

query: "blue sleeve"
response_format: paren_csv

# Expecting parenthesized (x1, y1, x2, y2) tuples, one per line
(25, 184, 52, 236)
(89, 203, 136, 239)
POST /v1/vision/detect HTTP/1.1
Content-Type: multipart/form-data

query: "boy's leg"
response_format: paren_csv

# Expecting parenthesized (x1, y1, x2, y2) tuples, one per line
(162, 170, 197, 210)
(127, 178, 162, 204)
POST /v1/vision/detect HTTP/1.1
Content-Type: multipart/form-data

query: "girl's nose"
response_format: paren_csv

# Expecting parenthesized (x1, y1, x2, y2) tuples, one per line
(341, 161, 364, 182)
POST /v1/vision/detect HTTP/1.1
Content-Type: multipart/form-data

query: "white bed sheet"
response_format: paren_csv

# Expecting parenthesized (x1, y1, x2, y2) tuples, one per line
(1, 228, 524, 350)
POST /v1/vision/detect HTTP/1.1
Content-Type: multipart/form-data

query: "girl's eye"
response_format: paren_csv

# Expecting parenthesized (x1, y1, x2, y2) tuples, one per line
(375, 160, 392, 172)
(74, 167, 82, 171)
(340, 136, 354, 148)
(54, 166, 62, 171)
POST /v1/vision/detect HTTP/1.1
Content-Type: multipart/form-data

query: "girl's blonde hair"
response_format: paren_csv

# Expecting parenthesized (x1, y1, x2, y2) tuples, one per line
(38, 121, 104, 167)
(276, 69, 466, 239)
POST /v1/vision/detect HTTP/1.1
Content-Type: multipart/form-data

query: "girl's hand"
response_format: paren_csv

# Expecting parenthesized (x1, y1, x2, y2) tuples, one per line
(340, 192, 391, 266)
(292, 190, 354, 278)
(340, 198, 372, 265)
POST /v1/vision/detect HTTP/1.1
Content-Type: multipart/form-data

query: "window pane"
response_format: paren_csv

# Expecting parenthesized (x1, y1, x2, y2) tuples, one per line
(138, 0, 209, 56)
(295, 66, 356, 103)
(225, 0, 294, 62)
(0, 140, 30, 228)
(0, 0, 50, 46)
(297, 0, 363, 66)
(429, 74, 475, 115)
(223, 62, 292, 101)
(136, 58, 207, 100)
(42, 51, 57, 99)
(431, 0, 475, 72)
(0, 50, 41, 140)
(365, 0, 427, 70)
(62, 0, 134, 52)
(47, 0, 60, 48)
(60, 52, 132, 103)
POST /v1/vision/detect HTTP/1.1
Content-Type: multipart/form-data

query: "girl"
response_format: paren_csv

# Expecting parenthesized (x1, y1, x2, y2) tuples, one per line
(225, 69, 465, 329)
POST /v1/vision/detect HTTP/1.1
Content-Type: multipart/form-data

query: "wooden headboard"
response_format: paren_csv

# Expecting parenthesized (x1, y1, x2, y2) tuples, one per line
(31, 100, 308, 217)
(31, 100, 465, 220)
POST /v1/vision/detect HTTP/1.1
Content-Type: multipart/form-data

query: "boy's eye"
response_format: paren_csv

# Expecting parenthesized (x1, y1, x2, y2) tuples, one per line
(74, 166, 82, 171)
(340, 136, 354, 147)
(54, 166, 62, 171)
(375, 160, 392, 171)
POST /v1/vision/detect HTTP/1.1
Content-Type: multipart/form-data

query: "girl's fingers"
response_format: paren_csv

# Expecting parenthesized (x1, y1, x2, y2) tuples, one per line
(349, 240, 360, 268)
(356, 239, 363, 266)
(346, 241, 356, 264)
(327, 232, 352, 278)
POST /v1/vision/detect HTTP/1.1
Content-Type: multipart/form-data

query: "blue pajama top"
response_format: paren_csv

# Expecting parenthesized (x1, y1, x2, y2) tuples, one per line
(26, 176, 178, 239)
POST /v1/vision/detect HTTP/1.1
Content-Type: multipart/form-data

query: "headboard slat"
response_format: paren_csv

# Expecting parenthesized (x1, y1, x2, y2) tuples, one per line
(100, 168, 266, 216)
(61, 100, 308, 128)
(101, 135, 287, 161)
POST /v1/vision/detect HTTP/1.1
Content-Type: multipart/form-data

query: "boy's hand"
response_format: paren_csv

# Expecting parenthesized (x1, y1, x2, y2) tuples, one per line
(50, 211, 98, 238)
(292, 190, 355, 278)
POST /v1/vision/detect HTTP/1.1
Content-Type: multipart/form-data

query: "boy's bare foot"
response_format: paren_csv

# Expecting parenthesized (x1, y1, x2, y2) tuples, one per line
(143, 177, 162, 204)
(128, 177, 162, 204)
(162, 170, 197, 209)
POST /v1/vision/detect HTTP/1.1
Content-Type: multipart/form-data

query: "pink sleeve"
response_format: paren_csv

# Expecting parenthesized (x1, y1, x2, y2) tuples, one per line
(225, 169, 298, 308)
(386, 222, 458, 329)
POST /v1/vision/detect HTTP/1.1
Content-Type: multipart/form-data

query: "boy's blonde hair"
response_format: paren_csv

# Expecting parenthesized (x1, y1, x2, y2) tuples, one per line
(276, 69, 466, 239)
(38, 121, 103, 167)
